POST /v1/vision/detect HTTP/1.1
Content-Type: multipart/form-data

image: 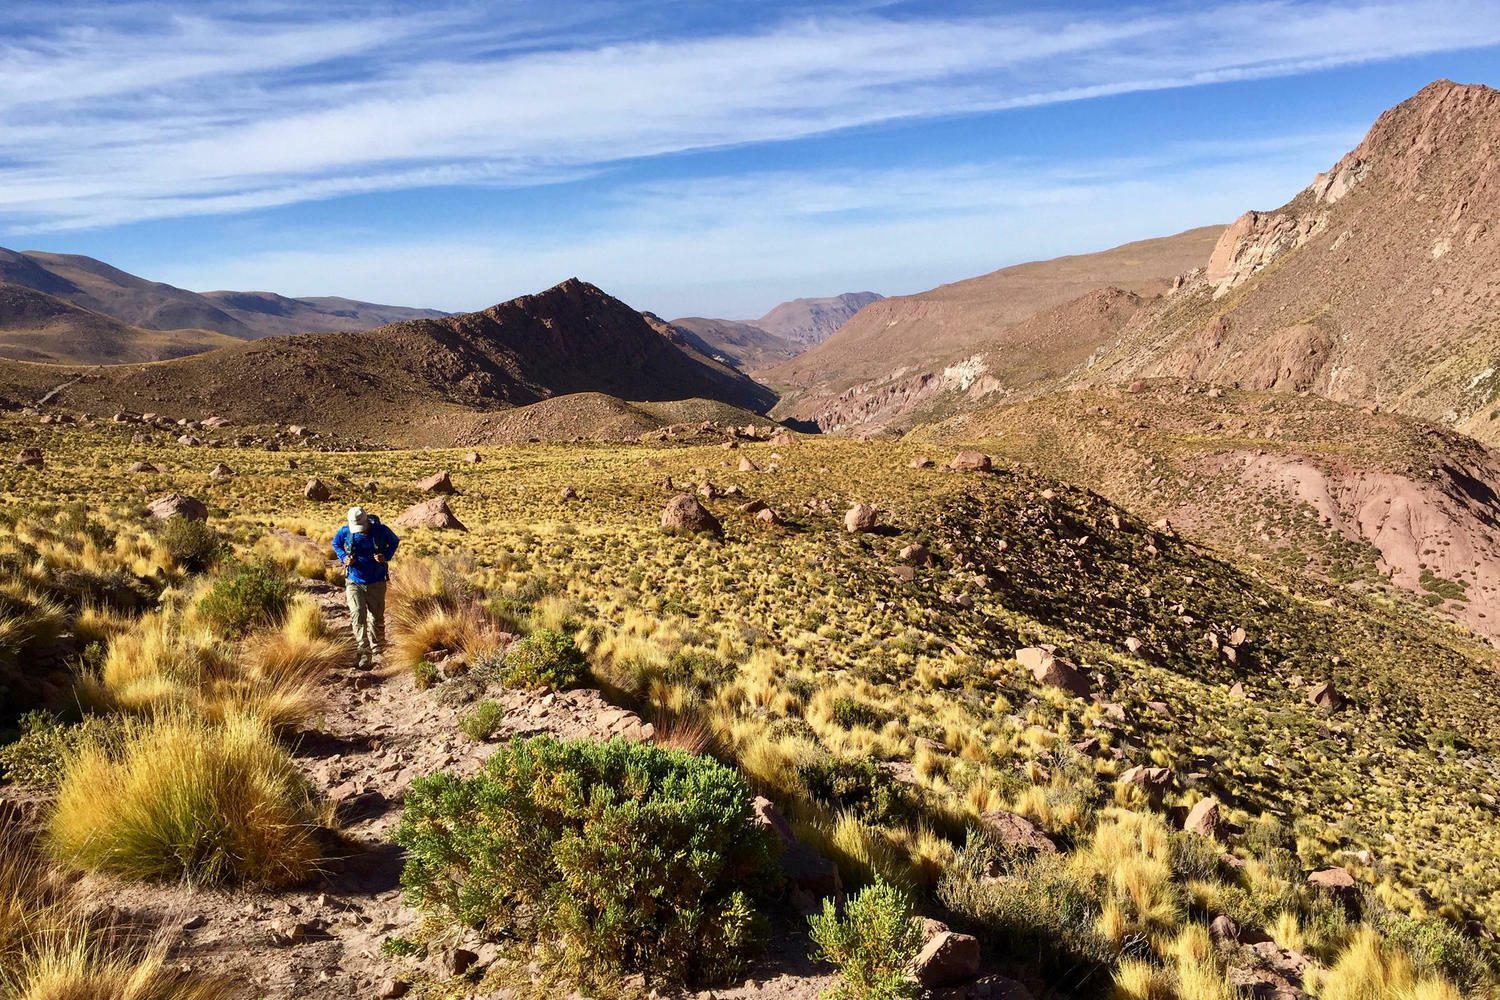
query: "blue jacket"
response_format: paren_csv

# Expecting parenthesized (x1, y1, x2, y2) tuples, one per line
(332, 518, 400, 585)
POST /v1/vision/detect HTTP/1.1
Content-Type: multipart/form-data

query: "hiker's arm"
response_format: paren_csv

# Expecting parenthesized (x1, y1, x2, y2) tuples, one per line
(331, 529, 350, 564)
(379, 527, 399, 560)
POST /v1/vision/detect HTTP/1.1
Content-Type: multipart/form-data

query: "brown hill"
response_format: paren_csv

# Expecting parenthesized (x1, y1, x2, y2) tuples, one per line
(0, 248, 446, 343)
(923, 379, 1500, 642)
(753, 291, 882, 345)
(1085, 80, 1500, 445)
(767, 227, 1222, 429)
(667, 316, 803, 372)
(0, 279, 776, 445)
(0, 283, 239, 363)
(201, 290, 448, 338)
(670, 291, 883, 374)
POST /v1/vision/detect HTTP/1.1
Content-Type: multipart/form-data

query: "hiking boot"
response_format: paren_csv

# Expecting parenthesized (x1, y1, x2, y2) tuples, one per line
(355, 652, 373, 671)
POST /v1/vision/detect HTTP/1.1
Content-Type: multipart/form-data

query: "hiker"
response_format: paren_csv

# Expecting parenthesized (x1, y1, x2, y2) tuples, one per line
(332, 505, 400, 668)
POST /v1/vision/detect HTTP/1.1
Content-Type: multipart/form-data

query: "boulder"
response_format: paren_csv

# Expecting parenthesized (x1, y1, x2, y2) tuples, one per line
(1307, 866, 1361, 915)
(559, 486, 577, 501)
(1184, 797, 1221, 838)
(738, 457, 761, 472)
(177, 434, 201, 447)
(751, 796, 795, 846)
(1119, 765, 1174, 801)
(303, 478, 332, 501)
(127, 461, 158, 474)
(947, 451, 993, 473)
(1209, 914, 1242, 943)
(900, 543, 931, 566)
(1015, 647, 1090, 697)
(738, 499, 769, 515)
(15, 448, 43, 468)
(1307, 682, 1344, 710)
(754, 507, 784, 529)
(978, 810, 1057, 854)
(781, 841, 841, 899)
(911, 930, 981, 988)
(209, 463, 234, 480)
(201, 416, 230, 429)
(661, 494, 722, 537)
(146, 493, 208, 522)
(416, 471, 457, 494)
(463, 451, 482, 464)
(844, 503, 878, 533)
(909, 456, 935, 469)
(394, 497, 467, 531)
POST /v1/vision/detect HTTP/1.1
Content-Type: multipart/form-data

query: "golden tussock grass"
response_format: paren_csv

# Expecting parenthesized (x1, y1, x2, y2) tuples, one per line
(0, 836, 232, 1000)
(47, 713, 328, 887)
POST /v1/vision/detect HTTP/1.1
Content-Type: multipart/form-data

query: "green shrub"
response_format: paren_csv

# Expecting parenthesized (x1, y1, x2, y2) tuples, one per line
(155, 518, 223, 573)
(830, 696, 892, 731)
(938, 835, 1111, 990)
(807, 880, 923, 1000)
(459, 700, 505, 742)
(798, 755, 916, 827)
(0, 711, 125, 787)
(197, 559, 291, 636)
(396, 736, 777, 989)
(498, 629, 586, 690)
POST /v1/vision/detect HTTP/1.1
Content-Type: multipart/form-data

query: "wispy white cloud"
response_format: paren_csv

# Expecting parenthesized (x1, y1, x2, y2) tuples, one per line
(0, 0, 1495, 231)
(163, 129, 1362, 317)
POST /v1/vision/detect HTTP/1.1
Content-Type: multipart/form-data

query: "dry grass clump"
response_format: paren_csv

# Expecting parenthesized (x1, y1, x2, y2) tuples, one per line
(47, 713, 328, 887)
(0, 836, 232, 999)
(387, 558, 510, 683)
(79, 590, 340, 729)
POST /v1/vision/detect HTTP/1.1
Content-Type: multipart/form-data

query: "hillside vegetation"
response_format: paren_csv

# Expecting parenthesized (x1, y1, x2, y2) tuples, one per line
(0, 414, 1494, 998)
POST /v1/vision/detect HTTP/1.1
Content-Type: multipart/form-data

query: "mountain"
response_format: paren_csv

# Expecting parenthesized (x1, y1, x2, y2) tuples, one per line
(0, 279, 776, 444)
(0, 282, 241, 363)
(670, 291, 883, 374)
(765, 227, 1223, 431)
(200, 290, 450, 338)
(0, 247, 447, 347)
(667, 316, 804, 372)
(1082, 80, 1500, 445)
(752, 291, 883, 345)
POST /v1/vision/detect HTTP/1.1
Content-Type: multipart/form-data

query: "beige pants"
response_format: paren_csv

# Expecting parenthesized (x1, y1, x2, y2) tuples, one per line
(346, 580, 387, 658)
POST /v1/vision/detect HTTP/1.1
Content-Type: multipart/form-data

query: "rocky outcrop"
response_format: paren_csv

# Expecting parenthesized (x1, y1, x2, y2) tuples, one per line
(147, 493, 208, 521)
(661, 494, 722, 537)
(394, 498, 467, 531)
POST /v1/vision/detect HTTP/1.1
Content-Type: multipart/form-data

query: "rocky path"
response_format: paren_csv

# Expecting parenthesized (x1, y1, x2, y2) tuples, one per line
(65, 580, 832, 999)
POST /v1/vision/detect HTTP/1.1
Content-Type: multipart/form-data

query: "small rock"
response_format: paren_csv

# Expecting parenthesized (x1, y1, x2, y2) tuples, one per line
(1184, 797, 1220, 839)
(946, 451, 993, 473)
(303, 478, 332, 501)
(415, 471, 457, 494)
(911, 930, 981, 988)
(844, 503, 879, 533)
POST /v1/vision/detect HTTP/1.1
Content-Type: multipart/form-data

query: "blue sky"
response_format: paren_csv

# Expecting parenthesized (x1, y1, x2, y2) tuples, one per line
(3, 2, 1500, 319)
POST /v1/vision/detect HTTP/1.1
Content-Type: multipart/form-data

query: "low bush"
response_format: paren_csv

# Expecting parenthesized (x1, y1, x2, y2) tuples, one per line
(196, 559, 291, 636)
(807, 879, 923, 1000)
(798, 755, 918, 827)
(498, 628, 586, 690)
(154, 518, 222, 573)
(396, 736, 777, 989)
(0, 711, 125, 787)
(459, 699, 505, 741)
(47, 713, 327, 886)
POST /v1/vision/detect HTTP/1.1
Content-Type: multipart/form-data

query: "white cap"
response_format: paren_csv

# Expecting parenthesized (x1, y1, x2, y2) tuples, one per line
(347, 506, 368, 527)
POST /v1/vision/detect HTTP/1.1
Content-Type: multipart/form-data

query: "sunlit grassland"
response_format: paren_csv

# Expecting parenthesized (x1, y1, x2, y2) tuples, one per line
(1, 414, 1497, 993)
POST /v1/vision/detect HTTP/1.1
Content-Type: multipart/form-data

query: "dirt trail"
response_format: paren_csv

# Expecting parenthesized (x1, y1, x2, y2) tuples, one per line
(62, 579, 831, 999)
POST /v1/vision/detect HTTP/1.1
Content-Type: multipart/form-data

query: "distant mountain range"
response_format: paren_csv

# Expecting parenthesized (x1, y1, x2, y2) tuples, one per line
(0, 279, 774, 445)
(671, 292, 882, 373)
(0, 247, 448, 363)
